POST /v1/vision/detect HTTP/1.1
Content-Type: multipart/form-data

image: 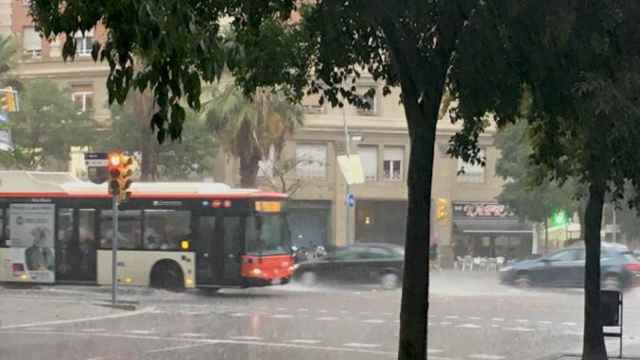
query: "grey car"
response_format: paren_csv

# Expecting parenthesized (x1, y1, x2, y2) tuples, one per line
(500, 242, 640, 290)
(293, 243, 404, 289)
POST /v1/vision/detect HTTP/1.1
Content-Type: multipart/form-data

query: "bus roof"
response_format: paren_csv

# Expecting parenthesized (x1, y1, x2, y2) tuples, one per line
(0, 171, 287, 199)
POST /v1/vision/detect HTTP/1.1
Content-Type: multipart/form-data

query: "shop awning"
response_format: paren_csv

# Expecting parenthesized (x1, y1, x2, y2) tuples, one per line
(453, 219, 533, 234)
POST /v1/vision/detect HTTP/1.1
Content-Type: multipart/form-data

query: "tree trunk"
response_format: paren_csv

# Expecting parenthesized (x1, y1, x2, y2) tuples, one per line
(544, 217, 549, 253)
(239, 151, 260, 188)
(582, 183, 607, 360)
(397, 95, 439, 360)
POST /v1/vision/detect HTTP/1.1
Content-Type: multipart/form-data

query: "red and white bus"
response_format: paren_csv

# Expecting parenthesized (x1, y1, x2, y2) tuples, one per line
(0, 171, 295, 291)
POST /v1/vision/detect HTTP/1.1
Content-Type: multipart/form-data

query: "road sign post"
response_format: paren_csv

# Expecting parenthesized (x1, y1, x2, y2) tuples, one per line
(112, 194, 118, 305)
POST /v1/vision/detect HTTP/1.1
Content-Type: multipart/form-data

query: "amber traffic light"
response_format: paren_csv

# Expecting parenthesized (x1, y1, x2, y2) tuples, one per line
(1, 87, 17, 112)
(435, 198, 449, 222)
(107, 151, 133, 202)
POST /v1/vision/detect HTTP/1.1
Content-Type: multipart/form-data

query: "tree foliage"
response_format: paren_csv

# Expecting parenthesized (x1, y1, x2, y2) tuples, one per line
(495, 121, 577, 229)
(101, 100, 216, 181)
(204, 84, 303, 188)
(448, 2, 640, 358)
(0, 80, 96, 170)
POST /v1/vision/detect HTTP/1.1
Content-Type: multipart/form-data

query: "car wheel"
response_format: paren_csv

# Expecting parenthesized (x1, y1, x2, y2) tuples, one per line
(602, 275, 622, 291)
(380, 272, 400, 290)
(514, 273, 532, 289)
(300, 271, 317, 286)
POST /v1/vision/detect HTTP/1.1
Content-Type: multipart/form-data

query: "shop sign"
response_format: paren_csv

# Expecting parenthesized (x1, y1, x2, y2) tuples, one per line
(453, 202, 515, 219)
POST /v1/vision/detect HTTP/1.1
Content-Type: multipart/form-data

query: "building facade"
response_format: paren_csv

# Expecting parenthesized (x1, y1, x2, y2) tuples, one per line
(215, 77, 535, 265)
(2, 0, 110, 175)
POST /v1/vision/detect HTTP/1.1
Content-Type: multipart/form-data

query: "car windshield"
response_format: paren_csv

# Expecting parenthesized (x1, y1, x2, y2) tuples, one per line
(7, 3, 640, 360)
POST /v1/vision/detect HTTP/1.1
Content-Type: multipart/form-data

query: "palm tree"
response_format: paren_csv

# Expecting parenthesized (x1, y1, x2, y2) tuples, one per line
(204, 84, 303, 188)
(0, 34, 18, 87)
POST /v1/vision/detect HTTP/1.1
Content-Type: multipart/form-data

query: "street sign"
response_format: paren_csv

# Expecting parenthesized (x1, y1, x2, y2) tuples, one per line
(0, 129, 13, 151)
(346, 192, 355, 207)
(84, 152, 109, 184)
(0, 111, 8, 123)
(337, 154, 365, 185)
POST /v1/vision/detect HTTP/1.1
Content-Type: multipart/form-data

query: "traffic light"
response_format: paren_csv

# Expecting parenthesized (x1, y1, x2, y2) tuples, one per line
(1, 87, 17, 112)
(551, 210, 568, 227)
(107, 151, 133, 203)
(435, 198, 449, 222)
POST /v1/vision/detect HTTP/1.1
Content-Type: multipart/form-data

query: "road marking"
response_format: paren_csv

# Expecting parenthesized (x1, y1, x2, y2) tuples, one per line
(503, 326, 534, 332)
(538, 321, 553, 325)
(230, 312, 248, 317)
(561, 322, 577, 326)
(25, 327, 55, 331)
(179, 333, 208, 338)
(382, 312, 393, 316)
(86, 357, 105, 360)
(82, 328, 106, 333)
(318, 309, 329, 313)
(344, 343, 381, 348)
(297, 308, 309, 312)
(491, 324, 500, 328)
(271, 314, 294, 319)
(563, 330, 582, 336)
(0, 306, 154, 330)
(359, 312, 371, 315)
(145, 343, 210, 354)
(340, 310, 349, 314)
(363, 319, 385, 324)
(289, 339, 322, 344)
(444, 315, 459, 319)
(468, 354, 506, 360)
(439, 322, 452, 326)
(491, 318, 504, 322)
(1, 330, 400, 357)
(456, 323, 482, 329)
(316, 316, 339, 321)
(468, 316, 482, 320)
(181, 311, 208, 316)
(230, 336, 262, 341)
(276, 307, 288, 311)
(516, 319, 529, 323)
(126, 330, 156, 335)
(428, 349, 444, 354)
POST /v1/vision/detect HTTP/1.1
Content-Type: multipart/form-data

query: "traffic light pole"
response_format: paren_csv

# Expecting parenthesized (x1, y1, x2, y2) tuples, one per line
(112, 194, 118, 305)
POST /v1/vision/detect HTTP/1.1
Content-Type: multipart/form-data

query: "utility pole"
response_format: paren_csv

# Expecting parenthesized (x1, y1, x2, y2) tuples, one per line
(111, 193, 118, 305)
(343, 102, 352, 245)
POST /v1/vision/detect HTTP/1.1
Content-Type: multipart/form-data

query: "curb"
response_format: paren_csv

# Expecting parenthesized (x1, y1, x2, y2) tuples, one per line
(93, 301, 140, 311)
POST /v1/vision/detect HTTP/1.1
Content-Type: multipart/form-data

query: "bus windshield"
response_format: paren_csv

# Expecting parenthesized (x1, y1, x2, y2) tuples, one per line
(245, 214, 289, 256)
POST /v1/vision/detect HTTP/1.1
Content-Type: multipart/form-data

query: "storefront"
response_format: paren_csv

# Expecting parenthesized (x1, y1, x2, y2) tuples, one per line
(287, 201, 331, 249)
(452, 201, 533, 260)
(355, 200, 407, 245)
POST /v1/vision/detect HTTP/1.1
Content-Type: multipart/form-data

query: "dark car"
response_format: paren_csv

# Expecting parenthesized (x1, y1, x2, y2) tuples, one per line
(293, 243, 404, 289)
(500, 242, 640, 290)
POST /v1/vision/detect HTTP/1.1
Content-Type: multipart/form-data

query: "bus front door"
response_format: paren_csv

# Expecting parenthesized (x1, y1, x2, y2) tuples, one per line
(197, 215, 244, 286)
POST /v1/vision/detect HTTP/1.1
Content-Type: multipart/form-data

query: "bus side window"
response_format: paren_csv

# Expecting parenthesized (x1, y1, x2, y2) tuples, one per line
(0, 208, 5, 247)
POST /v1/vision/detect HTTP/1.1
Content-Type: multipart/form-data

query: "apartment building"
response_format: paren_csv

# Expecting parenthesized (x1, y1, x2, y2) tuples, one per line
(216, 76, 535, 265)
(1, 0, 110, 174)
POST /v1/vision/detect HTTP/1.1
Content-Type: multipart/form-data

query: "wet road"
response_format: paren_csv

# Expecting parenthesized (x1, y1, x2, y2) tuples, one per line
(2, 271, 640, 360)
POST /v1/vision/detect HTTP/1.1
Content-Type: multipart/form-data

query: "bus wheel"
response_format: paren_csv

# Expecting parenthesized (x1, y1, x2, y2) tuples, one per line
(151, 261, 184, 292)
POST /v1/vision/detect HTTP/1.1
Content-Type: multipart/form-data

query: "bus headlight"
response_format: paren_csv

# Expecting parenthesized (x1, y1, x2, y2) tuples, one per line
(251, 268, 262, 276)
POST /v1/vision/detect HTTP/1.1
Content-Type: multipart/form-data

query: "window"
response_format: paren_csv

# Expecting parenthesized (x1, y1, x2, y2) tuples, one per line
(22, 26, 41, 57)
(296, 143, 327, 178)
(70, 84, 94, 112)
(99, 210, 142, 249)
(457, 150, 485, 183)
(74, 30, 94, 56)
(358, 146, 378, 181)
(245, 215, 287, 255)
(361, 247, 393, 259)
(357, 87, 377, 115)
(302, 92, 325, 114)
(546, 249, 579, 262)
(330, 247, 361, 260)
(143, 210, 191, 250)
(383, 147, 403, 181)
